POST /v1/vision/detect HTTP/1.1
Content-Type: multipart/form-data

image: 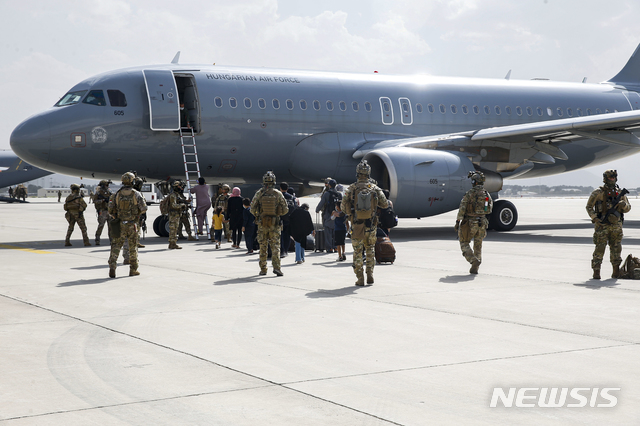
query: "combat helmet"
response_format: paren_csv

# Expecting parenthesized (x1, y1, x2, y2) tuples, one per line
(121, 172, 135, 186)
(356, 160, 371, 177)
(263, 171, 276, 186)
(468, 171, 485, 186)
(173, 180, 185, 190)
(99, 179, 111, 187)
(603, 169, 618, 186)
(221, 183, 230, 191)
(70, 183, 80, 191)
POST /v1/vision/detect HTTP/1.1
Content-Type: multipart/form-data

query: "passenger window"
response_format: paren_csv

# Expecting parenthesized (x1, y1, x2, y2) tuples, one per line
(494, 106, 501, 115)
(258, 98, 266, 109)
(516, 106, 523, 116)
(450, 105, 457, 114)
(461, 105, 468, 114)
(567, 108, 573, 117)
(286, 99, 294, 110)
(473, 105, 480, 115)
(416, 103, 423, 113)
(352, 101, 359, 112)
(326, 100, 334, 111)
(244, 98, 252, 109)
(107, 90, 127, 107)
(536, 107, 543, 116)
(596, 108, 602, 114)
(587, 108, 592, 115)
(339, 101, 347, 111)
(313, 100, 321, 111)
(365, 102, 372, 112)
(215, 97, 223, 108)
(55, 90, 87, 107)
(556, 107, 563, 117)
(428, 104, 435, 113)
(272, 99, 280, 109)
(577, 108, 583, 116)
(483, 105, 490, 115)
(83, 90, 106, 106)
(439, 104, 446, 114)
(229, 97, 237, 108)
(300, 100, 307, 110)
(505, 106, 512, 115)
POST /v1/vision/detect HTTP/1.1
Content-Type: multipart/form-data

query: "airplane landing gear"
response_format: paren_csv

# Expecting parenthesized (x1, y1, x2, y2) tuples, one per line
(489, 200, 518, 231)
(153, 215, 170, 237)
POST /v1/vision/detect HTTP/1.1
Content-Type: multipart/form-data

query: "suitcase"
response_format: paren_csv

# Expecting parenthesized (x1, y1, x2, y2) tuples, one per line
(314, 213, 326, 252)
(375, 236, 396, 264)
(305, 234, 315, 251)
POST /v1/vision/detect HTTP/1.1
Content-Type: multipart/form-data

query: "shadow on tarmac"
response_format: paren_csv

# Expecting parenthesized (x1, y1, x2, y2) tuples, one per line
(306, 286, 361, 298)
(574, 279, 622, 290)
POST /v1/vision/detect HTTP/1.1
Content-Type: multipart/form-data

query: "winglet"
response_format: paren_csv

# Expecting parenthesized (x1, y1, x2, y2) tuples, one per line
(607, 44, 640, 86)
(171, 51, 181, 64)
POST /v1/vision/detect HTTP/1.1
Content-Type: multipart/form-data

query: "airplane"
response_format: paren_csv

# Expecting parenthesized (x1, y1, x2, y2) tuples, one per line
(10, 45, 640, 232)
(0, 150, 52, 193)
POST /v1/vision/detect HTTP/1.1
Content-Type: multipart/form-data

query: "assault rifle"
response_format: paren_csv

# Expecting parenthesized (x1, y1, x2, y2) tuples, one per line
(600, 188, 629, 224)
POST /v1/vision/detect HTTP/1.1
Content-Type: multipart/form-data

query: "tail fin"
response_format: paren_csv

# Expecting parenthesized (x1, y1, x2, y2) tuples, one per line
(608, 43, 640, 86)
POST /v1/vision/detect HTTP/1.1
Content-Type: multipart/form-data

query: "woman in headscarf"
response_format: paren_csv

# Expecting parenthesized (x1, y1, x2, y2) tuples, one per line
(227, 186, 245, 248)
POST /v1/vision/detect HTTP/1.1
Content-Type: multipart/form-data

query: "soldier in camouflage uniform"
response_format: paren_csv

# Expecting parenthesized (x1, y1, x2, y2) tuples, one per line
(341, 160, 388, 286)
(122, 175, 148, 264)
(64, 184, 91, 246)
(250, 171, 288, 276)
(586, 169, 631, 279)
(108, 172, 147, 278)
(455, 171, 493, 274)
(93, 179, 112, 245)
(215, 184, 232, 242)
(168, 180, 189, 249)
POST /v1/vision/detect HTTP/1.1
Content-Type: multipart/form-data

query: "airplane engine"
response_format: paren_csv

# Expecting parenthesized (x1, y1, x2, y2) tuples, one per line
(361, 148, 480, 218)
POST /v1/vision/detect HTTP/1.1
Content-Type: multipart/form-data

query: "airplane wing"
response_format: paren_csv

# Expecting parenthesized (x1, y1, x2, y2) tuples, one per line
(354, 109, 640, 166)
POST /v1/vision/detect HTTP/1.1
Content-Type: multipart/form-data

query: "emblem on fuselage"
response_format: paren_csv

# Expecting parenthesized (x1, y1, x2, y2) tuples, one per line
(91, 127, 108, 144)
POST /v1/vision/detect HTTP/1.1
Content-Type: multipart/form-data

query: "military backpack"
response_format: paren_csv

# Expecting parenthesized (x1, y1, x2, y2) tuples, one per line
(353, 182, 376, 221)
(115, 188, 139, 221)
(159, 196, 170, 215)
(260, 188, 279, 217)
(470, 189, 492, 215)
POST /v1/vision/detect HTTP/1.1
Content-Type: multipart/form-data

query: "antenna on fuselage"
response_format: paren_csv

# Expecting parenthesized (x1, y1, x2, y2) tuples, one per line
(171, 51, 180, 64)
(582, 77, 588, 83)
(505, 70, 512, 80)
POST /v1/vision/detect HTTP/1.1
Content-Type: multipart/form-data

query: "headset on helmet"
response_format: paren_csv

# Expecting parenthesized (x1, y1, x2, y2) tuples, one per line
(356, 160, 371, 177)
(121, 172, 135, 186)
(603, 169, 618, 182)
(468, 171, 485, 185)
(263, 171, 276, 185)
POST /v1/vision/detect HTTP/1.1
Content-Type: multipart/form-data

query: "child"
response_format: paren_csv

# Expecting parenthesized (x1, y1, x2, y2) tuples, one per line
(241, 198, 256, 254)
(332, 202, 349, 261)
(212, 207, 227, 249)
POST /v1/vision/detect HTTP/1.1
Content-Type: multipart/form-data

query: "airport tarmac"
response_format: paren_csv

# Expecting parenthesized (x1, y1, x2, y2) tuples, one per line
(1, 197, 640, 425)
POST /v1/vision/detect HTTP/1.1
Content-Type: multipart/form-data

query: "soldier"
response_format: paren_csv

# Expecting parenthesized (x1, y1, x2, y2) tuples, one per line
(107, 172, 147, 278)
(215, 184, 232, 242)
(63, 184, 91, 246)
(250, 171, 288, 276)
(341, 160, 388, 286)
(93, 179, 112, 245)
(586, 169, 631, 279)
(122, 175, 148, 264)
(57, 189, 62, 202)
(455, 171, 493, 274)
(167, 180, 189, 249)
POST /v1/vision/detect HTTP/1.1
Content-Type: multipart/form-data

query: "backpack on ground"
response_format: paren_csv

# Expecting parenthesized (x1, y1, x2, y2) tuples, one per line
(620, 254, 640, 279)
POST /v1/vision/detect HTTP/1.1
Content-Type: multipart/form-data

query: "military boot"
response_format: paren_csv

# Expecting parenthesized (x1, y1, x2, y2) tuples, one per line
(355, 271, 365, 286)
(95, 237, 100, 246)
(592, 269, 601, 280)
(65, 239, 72, 247)
(366, 269, 374, 285)
(109, 265, 116, 278)
(138, 243, 145, 248)
(273, 269, 283, 276)
(188, 235, 197, 241)
(612, 263, 621, 279)
(470, 260, 480, 274)
(168, 242, 182, 250)
(83, 237, 92, 247)
(129, 264, 140, 276)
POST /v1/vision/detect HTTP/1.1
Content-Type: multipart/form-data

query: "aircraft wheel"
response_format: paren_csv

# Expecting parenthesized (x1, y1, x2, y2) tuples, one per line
(161, 216, 171, 238)
(153, 216, 163, 236)
(490, 200, 518, 231)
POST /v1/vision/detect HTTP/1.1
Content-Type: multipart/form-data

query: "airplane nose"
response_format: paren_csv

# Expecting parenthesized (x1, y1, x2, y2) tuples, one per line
(10, 114, 51, 168)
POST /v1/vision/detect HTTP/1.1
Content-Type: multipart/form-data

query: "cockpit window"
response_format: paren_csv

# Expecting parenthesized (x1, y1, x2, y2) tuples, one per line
(54, 90, 87, 107)
(83, 90, 106, 106)
(107, 90, 127, 107)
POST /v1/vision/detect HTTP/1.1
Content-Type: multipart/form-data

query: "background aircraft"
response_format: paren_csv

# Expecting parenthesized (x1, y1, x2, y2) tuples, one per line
(0, 150, 52, 192)
(10, 45, 640, 231)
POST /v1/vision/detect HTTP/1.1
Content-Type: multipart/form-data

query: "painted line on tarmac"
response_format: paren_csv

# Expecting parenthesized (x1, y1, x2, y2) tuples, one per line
(0, 244, 54, 254)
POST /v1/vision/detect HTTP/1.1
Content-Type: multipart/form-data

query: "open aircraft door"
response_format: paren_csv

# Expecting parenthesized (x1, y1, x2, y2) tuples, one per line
(143, 70, 180, 131)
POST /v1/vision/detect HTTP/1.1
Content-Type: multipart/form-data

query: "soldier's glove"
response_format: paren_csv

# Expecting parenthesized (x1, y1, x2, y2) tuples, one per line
(454, 220, 460, 232)
(616, 201, 628, 211)
(592, 217, 602, 225)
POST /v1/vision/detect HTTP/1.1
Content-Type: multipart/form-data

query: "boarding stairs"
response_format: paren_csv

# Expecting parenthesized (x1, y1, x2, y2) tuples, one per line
(180, 128, 210, 240)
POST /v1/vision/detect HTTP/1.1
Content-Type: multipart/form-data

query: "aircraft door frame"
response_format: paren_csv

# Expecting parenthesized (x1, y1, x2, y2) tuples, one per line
(623, 91, 640, 110)
(142, 69, 180, 131)
(379, 97, 394, 125)
(399, 97, 412, 125)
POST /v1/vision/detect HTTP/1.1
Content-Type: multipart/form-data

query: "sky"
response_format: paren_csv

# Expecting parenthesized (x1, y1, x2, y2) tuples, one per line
(2, 0, 640, 187)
